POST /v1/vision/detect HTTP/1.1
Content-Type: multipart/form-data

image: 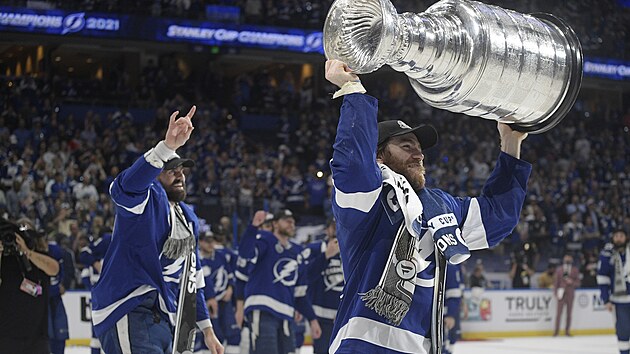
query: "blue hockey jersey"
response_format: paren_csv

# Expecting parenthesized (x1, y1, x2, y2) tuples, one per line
(445, 264, 464, 319)
(200, 245, 234, 302)
(47, 242, 65, 297)
(239, 225, 316, 321)
(597, 243, 630, 304)
(91, 152, 210, 337)
(235, 226, 256, 302)
(329, 94, 531, 353)
(79, 234, 112, 288)
(303, 239, 343, 321)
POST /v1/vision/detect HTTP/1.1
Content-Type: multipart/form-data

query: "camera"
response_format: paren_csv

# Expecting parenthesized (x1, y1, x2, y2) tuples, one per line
(0, 218, 37, 256)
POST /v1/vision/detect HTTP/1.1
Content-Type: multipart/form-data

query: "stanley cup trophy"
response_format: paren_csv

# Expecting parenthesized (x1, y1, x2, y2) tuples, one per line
(323, 0, 583, 133)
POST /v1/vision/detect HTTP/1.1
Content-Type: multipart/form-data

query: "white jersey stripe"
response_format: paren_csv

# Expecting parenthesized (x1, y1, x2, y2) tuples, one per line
(294, 285, 307, 297)
(244, 295, 295, 318)
(415, 277, 434, 288)
(611, 294, 630, 303)
(330, 316, 431, 354)
(333, 181, 381, 213)
(446, 288, 463, 299)
(597, 275, 611, 285)
(92, 285, 155, 326)
(115, 315, 132, 353)
(461, 198, 488, 250)
(196, 268, 205, 288)
(313, 305, 337, 320)
(235, 270, 249, 281)
(158, 294, 176, 325)
(109, 181, 151, 215)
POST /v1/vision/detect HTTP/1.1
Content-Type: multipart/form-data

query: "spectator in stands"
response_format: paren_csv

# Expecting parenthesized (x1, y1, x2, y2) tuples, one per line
(469, 263, 488, 291)
(538, 263, 557, 289)
(511, 252, 534, 289)
(581, 252, 599, 288)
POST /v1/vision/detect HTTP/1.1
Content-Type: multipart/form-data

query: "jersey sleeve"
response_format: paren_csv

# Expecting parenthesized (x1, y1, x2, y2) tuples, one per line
(196, 247, 211, 323)
(330, 94, 383, 231)
(436, 152, 531, 250)
(109, 142, 176, 217)
(306, 251, 328, 285)
(597, 244, 614, 304)
(445, 265, 464, 318)
(234, 255, 249, 300)
(79, 245, 96, 267)
(295, 261, 317, 321)
(238, 225, 268, 263)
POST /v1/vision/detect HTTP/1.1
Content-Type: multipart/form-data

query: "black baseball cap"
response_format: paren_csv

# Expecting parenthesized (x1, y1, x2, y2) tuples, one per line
(163, 156, 195, 170)
(263, 213, 275, 224)
(377, 120, 438, 150)
(273, 209, 295, 221)
(199, 230, 215, 242)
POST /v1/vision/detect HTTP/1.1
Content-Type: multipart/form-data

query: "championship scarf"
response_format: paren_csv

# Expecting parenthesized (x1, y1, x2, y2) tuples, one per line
(360, 164, 470, 325)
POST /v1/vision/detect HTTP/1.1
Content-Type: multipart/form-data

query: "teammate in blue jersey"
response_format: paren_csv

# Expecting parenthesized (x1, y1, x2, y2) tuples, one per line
(443, 264, 464, 354)
(90, 106, 223, 354)
(598, 229, 630, 354)
(235, 212, 274, 354)
(239, 209, 322, 354)
(325, 59, 531, 354)
(303, 218, 342, 354)
(47, 239, 69, 354)
(79, 232, 112, 354)
(197, 232, 241, 354)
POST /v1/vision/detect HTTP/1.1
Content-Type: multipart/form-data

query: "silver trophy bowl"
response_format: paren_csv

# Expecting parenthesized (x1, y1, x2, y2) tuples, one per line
(323, 0, 583, 133)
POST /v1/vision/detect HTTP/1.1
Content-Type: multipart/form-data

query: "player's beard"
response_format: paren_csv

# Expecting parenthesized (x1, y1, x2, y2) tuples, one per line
(163, 179, 187, 202)
(384, 154, 426, 191)
(613, 239, 627, 250)
(278, 224, 295, 238)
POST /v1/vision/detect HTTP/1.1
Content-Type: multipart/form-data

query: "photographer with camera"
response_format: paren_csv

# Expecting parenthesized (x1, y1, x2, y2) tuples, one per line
(0, 217, 60, 353)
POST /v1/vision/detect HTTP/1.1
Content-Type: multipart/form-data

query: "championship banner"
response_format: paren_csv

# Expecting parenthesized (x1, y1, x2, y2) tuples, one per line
(0, 6, 323, 54)
(583, 58, 630, 81)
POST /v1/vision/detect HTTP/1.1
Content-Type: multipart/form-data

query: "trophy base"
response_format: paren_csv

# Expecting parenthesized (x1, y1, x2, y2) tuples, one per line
(508, 13, 583, 134)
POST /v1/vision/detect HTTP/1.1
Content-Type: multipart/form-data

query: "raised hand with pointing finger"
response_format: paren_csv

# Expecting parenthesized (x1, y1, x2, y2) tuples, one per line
(165, 105, 196, 150)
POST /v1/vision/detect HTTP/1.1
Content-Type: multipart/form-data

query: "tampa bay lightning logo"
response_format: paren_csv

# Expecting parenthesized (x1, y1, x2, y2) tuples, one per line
(323, 258, 344, 292)
(386, 189, 400, 212)
(304, 32, 323, 53)
(62, 13, 86, 35)
(212, 266, 229, 294)
(272, 258, 299, 286)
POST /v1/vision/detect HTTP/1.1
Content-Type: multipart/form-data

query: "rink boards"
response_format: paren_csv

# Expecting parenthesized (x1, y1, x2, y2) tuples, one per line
(62, 288, 614, 344)
(461, 288, 615, 338)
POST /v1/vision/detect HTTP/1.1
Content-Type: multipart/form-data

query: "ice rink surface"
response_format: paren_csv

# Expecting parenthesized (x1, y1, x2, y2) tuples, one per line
(65, 334, 617, 354)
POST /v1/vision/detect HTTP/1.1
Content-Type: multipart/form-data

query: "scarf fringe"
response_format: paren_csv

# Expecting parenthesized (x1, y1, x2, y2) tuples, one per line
(361, 287, 410, 326)
(163, 236, 195, 259)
